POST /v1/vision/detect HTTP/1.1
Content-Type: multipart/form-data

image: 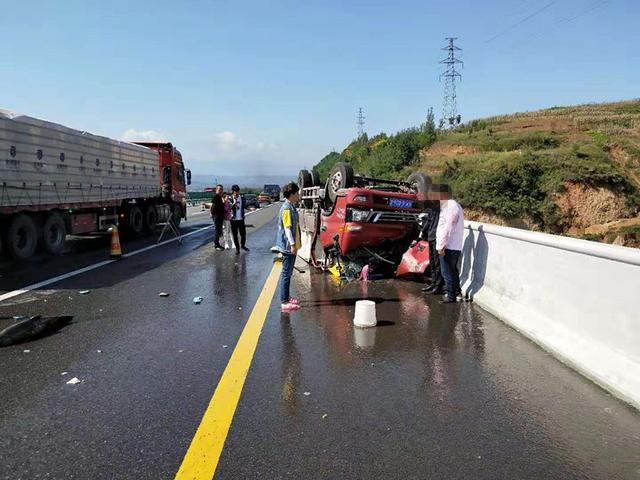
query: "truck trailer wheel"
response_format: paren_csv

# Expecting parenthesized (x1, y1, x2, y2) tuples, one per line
(128, 206, 144, 237)
(42, 211, 66, 255)
(328, 162, 354, 203)
(144, 205, 158, 232)
(6, 214, 38, 260)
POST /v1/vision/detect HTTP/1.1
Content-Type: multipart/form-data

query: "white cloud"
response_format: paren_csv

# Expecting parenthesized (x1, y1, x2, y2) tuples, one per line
(121, 128, 168, 142)
(212, 130, 278, 155)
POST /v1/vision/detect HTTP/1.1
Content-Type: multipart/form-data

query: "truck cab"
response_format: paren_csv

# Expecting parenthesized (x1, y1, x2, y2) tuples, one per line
(133, 142, 191, 220)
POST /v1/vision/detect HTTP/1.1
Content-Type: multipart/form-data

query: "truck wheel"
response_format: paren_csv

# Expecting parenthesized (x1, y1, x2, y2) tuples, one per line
(298, 170, 313, 208)
(328, 162, 354, 203)
(144, 205, 158, 232)
(6, 214, 38, 260)
(311, 170, 322, 187)
(42, 211, 66, 255)
(128, 206, 144, 237)
(172, 204, 182, 228)
(406, 172, 432, 202)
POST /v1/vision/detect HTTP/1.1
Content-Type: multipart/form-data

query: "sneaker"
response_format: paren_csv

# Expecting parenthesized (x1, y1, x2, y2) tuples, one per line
(215, 246, 224, 251)
(281, 302, 300, 312)
(242, 246, 250, 251)
(289, 297, 300, 305)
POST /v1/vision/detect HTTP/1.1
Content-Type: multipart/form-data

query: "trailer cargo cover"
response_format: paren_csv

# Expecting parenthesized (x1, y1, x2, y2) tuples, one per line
(0, 109, 161, 211)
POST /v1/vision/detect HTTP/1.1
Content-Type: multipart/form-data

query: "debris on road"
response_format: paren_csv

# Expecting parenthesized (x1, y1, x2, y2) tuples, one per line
(97, 350, 102, 353)
(303, 391, 311, 396)
(159, 292, 170, 297)
(222, 345, 228, 349)
(61, 372, 68, 376)
(193, 296, 203, 304)
(322, 414, 328, 419)
(0, 315, 73, 347)
(79, 290, 90, 295)
(66, 377, 81, 385)
(23, 349, 30, 353)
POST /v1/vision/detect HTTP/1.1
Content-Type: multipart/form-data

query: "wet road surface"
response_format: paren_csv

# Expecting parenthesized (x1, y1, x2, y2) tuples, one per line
(1, 208, 640, 479)
(0, 205, 236, 293)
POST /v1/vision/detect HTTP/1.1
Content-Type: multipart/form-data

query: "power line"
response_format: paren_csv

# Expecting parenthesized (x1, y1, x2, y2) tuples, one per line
(483, 1, 557, 44)
(440, 37, 463, 128)
(513, 0, 610, 46)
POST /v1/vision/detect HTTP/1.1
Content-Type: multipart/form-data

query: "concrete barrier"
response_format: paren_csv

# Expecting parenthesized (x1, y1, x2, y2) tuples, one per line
(460, 221, 640, 410)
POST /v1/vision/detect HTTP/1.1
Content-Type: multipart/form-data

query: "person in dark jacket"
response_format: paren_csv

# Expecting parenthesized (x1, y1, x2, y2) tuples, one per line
(420, 200, 444, 294)
(230, 184, 250, 254)
(210, 184, 225, 251)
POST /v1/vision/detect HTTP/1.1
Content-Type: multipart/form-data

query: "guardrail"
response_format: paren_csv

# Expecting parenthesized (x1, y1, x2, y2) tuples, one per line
(461, 221, 640, 410)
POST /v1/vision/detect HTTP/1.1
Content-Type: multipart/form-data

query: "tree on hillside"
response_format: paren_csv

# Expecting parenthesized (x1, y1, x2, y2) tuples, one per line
(422, 107, 437, 144)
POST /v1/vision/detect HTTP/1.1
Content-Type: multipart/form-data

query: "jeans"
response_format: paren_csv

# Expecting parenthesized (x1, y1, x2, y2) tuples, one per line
(280, 254, 296, 304)
(439, 249, 461, 301)
(428, 240, 444, 290)
(230, 219, 246, 250)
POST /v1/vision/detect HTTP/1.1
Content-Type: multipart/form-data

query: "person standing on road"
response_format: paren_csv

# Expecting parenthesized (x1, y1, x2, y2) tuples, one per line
(222, 192, 235, 250)
(434, 184, 464, 304)
(276, 182, 301, 312)
(210, 184, 225, 251)
(230, 185, 250, 254)
(420, 200, 445, 295)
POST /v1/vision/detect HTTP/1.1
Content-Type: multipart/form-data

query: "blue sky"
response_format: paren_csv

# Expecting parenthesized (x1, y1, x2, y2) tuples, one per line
(2, 0, 637, 175)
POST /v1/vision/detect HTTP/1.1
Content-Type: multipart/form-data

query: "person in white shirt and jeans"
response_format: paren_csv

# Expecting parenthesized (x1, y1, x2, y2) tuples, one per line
(433, 184, 465, 304)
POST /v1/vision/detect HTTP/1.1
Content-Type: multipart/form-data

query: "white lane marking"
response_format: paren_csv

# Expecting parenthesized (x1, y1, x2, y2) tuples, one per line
(0, 205, 277, 304)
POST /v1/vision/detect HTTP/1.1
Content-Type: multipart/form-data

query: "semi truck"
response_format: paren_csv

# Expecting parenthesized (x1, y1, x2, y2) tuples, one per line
(0, 109, 191, 260)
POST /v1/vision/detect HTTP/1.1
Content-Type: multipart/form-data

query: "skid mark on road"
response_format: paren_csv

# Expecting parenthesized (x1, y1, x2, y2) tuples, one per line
(174, 262, 281, 480)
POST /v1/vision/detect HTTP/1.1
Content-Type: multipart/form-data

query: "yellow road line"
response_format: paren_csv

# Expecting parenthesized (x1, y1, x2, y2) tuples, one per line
(175, 262, 281, 480)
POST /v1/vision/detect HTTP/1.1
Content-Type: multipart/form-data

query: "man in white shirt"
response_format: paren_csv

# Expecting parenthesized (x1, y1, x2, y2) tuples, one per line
(434, 184, 464, 304)
(230, 185, 250, 254)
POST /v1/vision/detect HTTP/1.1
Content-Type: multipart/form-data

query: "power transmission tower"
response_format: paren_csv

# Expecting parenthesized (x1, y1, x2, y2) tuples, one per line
(357, 107, 366, 139)
(440, 37, 463, 127)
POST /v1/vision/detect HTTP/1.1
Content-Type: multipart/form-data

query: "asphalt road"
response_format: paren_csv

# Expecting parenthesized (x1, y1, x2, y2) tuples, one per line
(1, 206, 640, 479)
(0, 205, 237, 293)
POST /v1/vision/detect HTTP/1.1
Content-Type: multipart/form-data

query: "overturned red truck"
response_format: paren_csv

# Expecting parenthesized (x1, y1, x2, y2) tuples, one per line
(296, 162, 432, 279)
(0, 110, 191, 260)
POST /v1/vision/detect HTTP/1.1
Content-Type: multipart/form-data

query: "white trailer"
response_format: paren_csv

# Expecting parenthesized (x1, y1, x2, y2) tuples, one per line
(0, 110, 187, 260)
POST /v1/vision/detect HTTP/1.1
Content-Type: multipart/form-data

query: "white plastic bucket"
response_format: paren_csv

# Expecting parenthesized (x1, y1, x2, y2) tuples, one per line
(353, 300, 377, 328)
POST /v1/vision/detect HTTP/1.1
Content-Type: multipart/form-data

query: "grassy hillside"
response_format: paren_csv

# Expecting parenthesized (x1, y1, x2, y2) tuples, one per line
(313, 100, 640, 247)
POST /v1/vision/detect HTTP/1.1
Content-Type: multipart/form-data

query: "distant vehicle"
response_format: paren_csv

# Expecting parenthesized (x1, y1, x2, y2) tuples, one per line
(258, 193, 271, 204)
(263, 184, 281, 201)
(0, 110, 190, 260)
(243, 194, 260, 209)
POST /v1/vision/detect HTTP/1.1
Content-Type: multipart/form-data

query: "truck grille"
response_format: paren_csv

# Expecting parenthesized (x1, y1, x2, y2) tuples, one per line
(370, 211, 419, 223)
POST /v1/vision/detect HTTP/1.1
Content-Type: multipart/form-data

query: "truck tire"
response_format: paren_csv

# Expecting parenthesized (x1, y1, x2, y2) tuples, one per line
(6, 214, 38, 260)
(406, 172, 432, 202)
(327, 162, 354, 203)
(298, 170, 313, 208)
(42, 211, 66, 255)
(172, 204, 182, 228)
(311, 170, 322, 187)
(144, 205, 158, 232)
(128, 206, 144, 237)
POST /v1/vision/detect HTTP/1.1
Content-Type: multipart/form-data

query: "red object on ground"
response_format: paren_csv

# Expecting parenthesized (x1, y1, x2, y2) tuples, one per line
(395, 240, 430, 278)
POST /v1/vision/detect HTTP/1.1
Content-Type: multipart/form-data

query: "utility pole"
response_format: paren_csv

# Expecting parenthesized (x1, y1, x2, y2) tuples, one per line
(357, 107, 365, 139)
(440, 37, 463, 128)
